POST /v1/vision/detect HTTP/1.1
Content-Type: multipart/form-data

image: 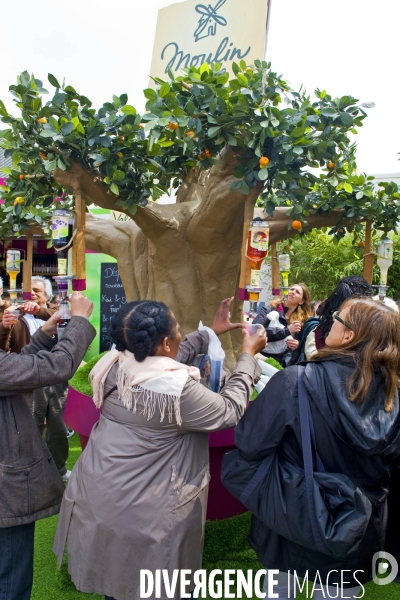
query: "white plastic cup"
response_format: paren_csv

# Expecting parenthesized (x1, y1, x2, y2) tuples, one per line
(244, 323, 261, 336)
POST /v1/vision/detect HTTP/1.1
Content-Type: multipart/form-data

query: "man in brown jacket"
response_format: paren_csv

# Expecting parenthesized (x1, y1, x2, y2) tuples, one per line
(0, 276, 72, 480)
(0, 292, 95, 600)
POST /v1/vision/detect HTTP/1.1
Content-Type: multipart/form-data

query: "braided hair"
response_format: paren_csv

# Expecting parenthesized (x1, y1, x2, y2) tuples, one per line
(319, 275, 373, 339)
(109, 301, 176, 361)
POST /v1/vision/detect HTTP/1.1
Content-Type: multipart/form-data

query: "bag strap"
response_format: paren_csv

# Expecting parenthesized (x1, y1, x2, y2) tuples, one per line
(239, 452, 275, 504)
(103, 384, 117, 401)
(297, 366, 327, 554)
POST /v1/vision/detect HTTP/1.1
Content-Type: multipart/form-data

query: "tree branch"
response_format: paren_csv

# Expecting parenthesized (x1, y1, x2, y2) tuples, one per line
(85, 213, 147, 301)
(53, 161, 177, 241)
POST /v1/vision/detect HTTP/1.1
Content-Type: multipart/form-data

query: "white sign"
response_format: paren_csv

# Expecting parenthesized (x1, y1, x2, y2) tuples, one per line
(150, 0, 270, 79)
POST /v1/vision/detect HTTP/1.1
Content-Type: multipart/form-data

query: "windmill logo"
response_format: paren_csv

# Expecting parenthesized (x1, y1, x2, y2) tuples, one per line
(193, 0, 227, 42)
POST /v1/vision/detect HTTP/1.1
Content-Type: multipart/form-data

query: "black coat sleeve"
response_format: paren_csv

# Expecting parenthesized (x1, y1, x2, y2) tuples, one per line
(234, 368, 296, 461)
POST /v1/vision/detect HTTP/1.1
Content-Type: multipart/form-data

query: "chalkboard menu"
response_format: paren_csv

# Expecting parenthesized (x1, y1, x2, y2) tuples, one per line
(100, 263, 126, 352)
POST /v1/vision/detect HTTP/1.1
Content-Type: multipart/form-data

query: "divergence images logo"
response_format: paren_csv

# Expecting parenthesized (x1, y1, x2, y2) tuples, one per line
(194, 0, 227, 42)
(372, 551, 398, 585)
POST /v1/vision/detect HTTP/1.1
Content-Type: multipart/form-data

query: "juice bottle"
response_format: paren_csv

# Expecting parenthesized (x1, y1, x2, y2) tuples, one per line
(246, 219, 269, 286)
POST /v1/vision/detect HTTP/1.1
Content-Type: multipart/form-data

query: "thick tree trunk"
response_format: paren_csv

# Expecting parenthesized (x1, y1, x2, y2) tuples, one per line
(53, 149, 349, 368)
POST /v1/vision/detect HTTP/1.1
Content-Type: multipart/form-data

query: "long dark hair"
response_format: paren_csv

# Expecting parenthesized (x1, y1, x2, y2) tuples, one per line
(313, 298, 400, 410)
(319, 275, 373, 339)
(109, 300, 176, 361)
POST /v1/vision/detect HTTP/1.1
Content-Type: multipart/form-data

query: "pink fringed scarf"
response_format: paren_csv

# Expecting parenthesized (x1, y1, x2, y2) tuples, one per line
(89, 349, 200, 426)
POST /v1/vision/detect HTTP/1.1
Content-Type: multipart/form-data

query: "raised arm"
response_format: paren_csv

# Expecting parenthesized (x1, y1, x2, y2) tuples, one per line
(0, 317, 95, 393)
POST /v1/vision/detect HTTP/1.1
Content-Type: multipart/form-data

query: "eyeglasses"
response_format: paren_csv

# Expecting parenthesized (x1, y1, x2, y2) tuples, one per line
(332, 310, 353, 330)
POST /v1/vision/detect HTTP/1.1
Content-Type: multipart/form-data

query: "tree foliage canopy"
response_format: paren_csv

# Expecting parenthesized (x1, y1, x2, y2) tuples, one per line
(0, 62, 399, 240)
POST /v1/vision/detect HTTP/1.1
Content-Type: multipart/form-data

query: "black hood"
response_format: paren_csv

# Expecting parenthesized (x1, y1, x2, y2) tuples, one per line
(304, 359, 400, 455)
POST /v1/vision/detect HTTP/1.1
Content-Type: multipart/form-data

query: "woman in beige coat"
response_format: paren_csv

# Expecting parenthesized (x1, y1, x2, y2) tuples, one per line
(54, 298, 266, 600)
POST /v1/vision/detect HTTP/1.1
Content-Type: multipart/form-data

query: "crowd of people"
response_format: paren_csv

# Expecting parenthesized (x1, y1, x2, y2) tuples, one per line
(0, 276, 400, 600)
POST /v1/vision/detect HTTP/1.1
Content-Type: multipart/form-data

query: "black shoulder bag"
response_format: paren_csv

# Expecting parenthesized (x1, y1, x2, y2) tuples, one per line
(221, 366, 372, 559)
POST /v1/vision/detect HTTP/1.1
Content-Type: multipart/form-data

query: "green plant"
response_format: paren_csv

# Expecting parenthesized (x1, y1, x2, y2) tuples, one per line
(68, 352, 107, 396)
(0, 64, 399, 239)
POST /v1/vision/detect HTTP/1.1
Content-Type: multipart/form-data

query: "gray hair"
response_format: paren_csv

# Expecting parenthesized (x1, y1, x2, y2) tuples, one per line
(32, 276, 52, 300)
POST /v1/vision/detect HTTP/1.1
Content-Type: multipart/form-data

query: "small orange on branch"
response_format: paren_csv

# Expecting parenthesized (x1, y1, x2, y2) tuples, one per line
(291, 220, 302, 231)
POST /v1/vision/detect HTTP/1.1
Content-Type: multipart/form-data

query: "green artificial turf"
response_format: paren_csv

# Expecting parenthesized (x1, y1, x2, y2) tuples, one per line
(68, 352, 107, 396)
(32, 436, 399, 599)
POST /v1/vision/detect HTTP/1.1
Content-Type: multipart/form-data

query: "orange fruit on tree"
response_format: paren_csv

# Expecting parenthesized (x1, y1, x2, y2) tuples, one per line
(291, 220, 302, 231)
(259, 156, 270, 168)
(13, 196, 24, 205)
(186, 130, 195, 139)
(327, 161, 336, 170)
(37, 117, 47, 124)
(284, 245, 290, 250)
(116, 152, 123, 159)
(119, 136, 125, 140)
(139, 123, 144, 128)
(357, 241, 365, 248)
(204, 149, 211, 158)
(19, 174, 25, 180)
(39, 151, 48, 160)
(337, 228, 344, 234)
(168, 122, 178, 131)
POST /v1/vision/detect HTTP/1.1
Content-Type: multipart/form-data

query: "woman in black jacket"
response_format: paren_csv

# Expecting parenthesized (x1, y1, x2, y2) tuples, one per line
(252, 283, 312, 365)
(235, 298, 400, 598)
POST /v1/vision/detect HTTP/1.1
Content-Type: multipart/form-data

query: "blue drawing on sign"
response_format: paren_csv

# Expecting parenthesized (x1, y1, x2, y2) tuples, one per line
(194, 0, 227, 42)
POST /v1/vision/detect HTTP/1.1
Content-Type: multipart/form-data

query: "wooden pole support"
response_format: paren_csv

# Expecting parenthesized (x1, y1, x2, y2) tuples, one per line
(271, 242, 280, 294)
(363, 220, 374, 284)
(72, 189, 86, 291)
(22, 232, 33, 300)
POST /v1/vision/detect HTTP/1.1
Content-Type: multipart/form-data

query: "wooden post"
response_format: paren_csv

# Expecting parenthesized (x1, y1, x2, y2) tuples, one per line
(237, 201, 254, 300)
(271, 242, 280, 295)
(22, 232, 33, 300)
(363, 220, 374, 284)
(72, 189, 86, 291)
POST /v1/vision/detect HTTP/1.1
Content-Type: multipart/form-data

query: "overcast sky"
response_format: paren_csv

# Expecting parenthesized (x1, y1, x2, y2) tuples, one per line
(1, 0, 399, 176)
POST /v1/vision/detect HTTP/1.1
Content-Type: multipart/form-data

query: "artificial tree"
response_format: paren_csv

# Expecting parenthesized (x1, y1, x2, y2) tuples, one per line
(1, 63, 400, 365)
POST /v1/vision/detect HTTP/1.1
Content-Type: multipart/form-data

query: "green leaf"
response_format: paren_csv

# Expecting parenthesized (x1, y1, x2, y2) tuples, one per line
(186, 100, 195, 114)
(290, 127, 305, 138)
(240, 181, 249, 195)
(225, 132, 237, 146)
(236, 73, 248, 86)
(120, 105, 136, 115)
(321, 108, 338, 117)
(112, 170, 125, 181)
(292, 146, 303, 155)
(119, 93, 128, 106)
(339, 112, 354, 126)
(60, 122, 74, 135)
(57, 157, 67, 170)
(143, 88, 157, 100)
(71, 116, 85, 134)
(208, 126, 221, 138)
(48, 73, 61, 88)
(157, 140, 175, 147)
(230, 180, 243, 192)
(103, 177, 110, 185)
(344, 183, 353, 194)
(110, 183, 119, 195)
(159, 83, 171, 98)
(53, 92, 66, 105)
(356, 191, 364, 200)
(258, 167, 269, 180)
(0, 100, 8, 118)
